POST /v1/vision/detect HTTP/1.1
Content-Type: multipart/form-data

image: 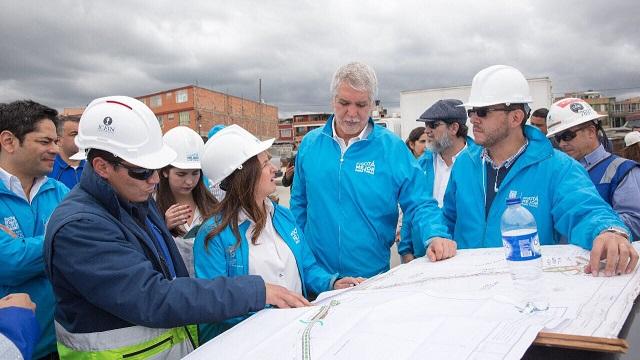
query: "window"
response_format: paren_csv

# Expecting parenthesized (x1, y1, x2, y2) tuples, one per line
(179, 111, 190, 126)
(176, 90, 188, 103)
(150, 95, 162, 108)
(280, 129, 292, 138)
(168, 113, 174, 119)
(156, 115, 163, 128)
(295, 127, 307, 136)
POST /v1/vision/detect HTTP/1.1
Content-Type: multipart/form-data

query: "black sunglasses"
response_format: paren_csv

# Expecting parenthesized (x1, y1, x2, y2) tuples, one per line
(425, 121, 446, 129)
(553, 124, 592, 143)
(467, 106, 511, 118)
(111, 161, 157, 181)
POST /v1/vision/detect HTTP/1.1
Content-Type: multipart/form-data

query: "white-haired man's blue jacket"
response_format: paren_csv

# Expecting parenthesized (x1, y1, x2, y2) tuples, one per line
(291, 117, 450, 278)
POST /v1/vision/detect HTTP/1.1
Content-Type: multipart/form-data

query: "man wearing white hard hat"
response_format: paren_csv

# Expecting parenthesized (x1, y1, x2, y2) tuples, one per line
(548, 98, 640, 241)
(624, 131, 640, 162)
(43, 96, 308, 359)
(442, 65, 637, 277)
(290, 62, 455, 279)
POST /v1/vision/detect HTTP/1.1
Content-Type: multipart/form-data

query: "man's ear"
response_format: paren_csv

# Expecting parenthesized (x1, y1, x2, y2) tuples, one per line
(0, 130, 18, 153)
(92, 157, 111, 178)
(510, 109, 526, 129)
(449, 122, 460, 136)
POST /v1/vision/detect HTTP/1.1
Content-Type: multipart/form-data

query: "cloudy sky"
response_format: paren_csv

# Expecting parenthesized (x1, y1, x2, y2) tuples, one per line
(1, 0, 638, 117)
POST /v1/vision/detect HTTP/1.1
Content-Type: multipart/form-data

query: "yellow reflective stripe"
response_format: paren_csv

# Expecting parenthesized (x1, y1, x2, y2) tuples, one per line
(186, 325, 199, 348)
(57, 327, 191, 360)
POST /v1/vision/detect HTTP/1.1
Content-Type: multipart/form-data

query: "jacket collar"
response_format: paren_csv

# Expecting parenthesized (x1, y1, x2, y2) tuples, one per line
(321, 115, 377, 140)
(53, 154, 86, 170)
(78, 164, 150, 222)
(468, 125, 553, 168)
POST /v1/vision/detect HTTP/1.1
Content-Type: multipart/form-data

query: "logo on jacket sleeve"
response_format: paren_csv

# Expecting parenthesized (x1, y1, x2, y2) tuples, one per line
(290, 228, 300, 244)
(3, 216, 24, 238)
(355, 161, 375, 175)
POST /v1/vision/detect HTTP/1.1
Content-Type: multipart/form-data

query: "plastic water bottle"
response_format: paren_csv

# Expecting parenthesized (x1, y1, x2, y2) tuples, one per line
(501, 197, 548, 312)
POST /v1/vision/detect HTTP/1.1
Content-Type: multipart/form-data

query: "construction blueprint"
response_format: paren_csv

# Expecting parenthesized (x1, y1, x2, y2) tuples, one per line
(184, 243, 640, 360)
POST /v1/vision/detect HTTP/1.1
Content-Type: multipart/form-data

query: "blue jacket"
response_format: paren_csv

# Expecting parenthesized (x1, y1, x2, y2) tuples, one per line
(0, 177, 68, 359)
(398, 137, 478, 257)
(442, 126, 630, 249)
(47, 155, 85, 189)
(194, 202, 337, 341)
(0, 306, 40, 360)
(44, 165, 266, 335)
(290, 117, 450, 278)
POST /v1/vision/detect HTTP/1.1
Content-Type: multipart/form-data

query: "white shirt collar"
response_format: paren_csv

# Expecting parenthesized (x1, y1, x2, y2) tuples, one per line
(332, 119, 372, 154)
(0, 166, 48, 203)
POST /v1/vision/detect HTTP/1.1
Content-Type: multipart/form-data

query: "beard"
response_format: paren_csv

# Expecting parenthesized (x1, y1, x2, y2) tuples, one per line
(427, 132, 453, 153)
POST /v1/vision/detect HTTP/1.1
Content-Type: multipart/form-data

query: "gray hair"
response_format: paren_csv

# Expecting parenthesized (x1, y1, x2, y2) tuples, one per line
(330, 62, 378, 103)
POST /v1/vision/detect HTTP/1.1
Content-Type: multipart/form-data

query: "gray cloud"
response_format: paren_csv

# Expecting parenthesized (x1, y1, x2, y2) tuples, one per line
(1, 0, 638, 117)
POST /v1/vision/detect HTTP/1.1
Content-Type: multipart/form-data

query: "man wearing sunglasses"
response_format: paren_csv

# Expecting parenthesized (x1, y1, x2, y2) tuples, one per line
(0, 100, 69, 360)
(398, 99, 477, 262)
(442, 65, 637, 278)
(44, 96, 309, 359)
(548, 98, 640, 242)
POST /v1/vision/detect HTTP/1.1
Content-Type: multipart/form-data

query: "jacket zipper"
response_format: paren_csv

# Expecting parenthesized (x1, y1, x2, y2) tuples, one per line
(122, 336, 173, 358)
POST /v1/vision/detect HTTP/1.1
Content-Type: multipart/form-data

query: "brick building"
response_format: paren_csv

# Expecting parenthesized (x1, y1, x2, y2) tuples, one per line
(290, 113, 331, 145)
(136, 85, 279, 139)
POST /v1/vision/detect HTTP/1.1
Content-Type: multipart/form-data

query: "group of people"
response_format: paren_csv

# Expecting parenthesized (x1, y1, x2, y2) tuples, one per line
(1, 61, 638, 360)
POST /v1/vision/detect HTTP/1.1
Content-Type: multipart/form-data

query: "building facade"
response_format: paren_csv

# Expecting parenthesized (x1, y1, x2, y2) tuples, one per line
(137, 85, 278, 139)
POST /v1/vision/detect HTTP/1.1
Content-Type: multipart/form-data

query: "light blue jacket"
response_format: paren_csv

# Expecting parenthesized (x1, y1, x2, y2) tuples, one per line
(0, 178, 68, 359)
(290, 117, 449, 278)
(442, 126, 630, 249)
(398, 137, 478, 257)
(194, 201, 337, 342)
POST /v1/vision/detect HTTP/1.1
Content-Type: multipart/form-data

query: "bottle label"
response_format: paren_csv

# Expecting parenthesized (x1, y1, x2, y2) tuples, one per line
(502, 231, 541, 261)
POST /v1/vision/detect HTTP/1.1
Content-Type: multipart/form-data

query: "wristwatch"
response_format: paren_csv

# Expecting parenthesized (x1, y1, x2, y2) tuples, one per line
(602, 227, 630, 241)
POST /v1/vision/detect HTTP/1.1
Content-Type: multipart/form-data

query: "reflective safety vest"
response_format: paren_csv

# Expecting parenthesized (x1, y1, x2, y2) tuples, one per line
(587, 155, 639, 205)
(55, 322, 198, 359)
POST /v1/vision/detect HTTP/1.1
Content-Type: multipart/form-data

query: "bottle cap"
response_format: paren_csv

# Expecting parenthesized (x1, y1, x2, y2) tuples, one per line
(506, 197, 521, 205)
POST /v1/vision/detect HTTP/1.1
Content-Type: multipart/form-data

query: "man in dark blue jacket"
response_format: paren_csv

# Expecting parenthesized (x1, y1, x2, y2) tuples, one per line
(44, 96, 308, 359)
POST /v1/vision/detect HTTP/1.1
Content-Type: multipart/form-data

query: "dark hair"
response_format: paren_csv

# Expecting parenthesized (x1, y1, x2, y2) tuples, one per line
(87, 148, 119, 165)
(623, 143, 640, 163)
(156, 166, 217, 237)
(204, 155, 265, 250)
(56, 114, 81, 135)
(454, 122, 468, 138)
(531, 108, 549, 119)
(0, 100, 58, 143)
(405, 127, 426, 153)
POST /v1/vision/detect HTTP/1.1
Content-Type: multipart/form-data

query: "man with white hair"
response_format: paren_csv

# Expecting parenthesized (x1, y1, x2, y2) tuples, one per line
(290, 62, 455, 279)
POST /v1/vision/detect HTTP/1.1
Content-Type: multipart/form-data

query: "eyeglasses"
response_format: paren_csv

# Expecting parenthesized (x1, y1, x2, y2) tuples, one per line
(467, 107, 511, 118)
(111, 161, 157, 181)
(553, 124, 592, 143)
(425, 121, 445, 129)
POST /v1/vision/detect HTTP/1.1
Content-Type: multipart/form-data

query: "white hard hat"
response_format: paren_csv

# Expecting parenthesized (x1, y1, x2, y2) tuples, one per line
(546, 98, 606, 138)
(201, 124, 274, 185)
(69, 148, 87, 161)
(75, 96, 176, 169)
(462, 65, 532, 108)
(625, 131, 640, 147)
(163, 126, 204, 169)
